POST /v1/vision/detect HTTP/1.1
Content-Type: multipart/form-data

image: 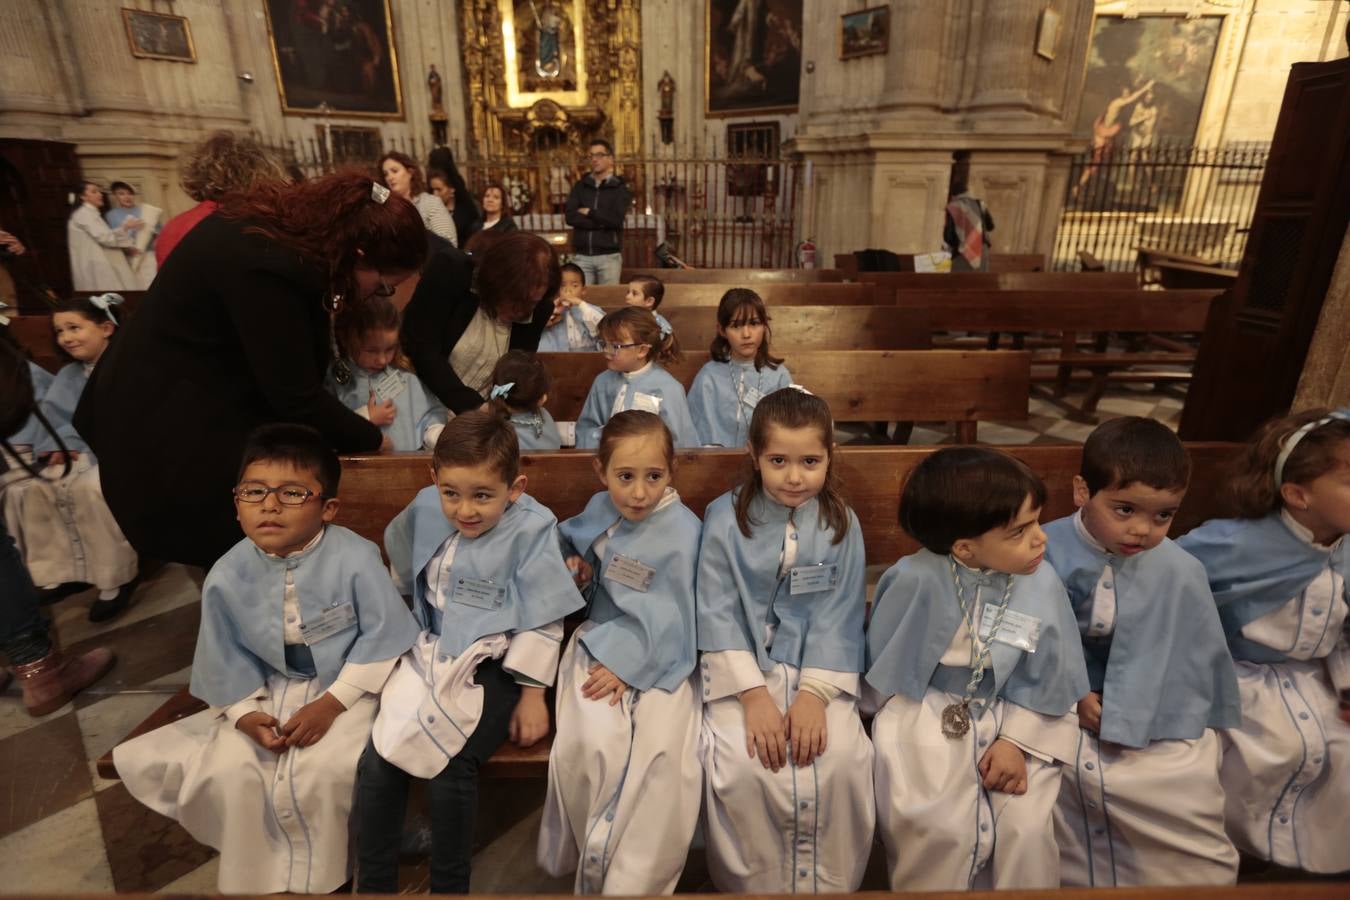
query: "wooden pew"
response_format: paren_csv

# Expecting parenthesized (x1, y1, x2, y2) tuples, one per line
(539, 350, 1030, 444)
(1137, 248, 1239, 290)
(7, 315, 61, 373)
(586, 282, 878, 308)
(856, 271, 1138, 292)
(661, 305, 932, 352)
(95, 441, 1244, 782)
(835, 252, 1047, 274)
(620, 267, 847, 284)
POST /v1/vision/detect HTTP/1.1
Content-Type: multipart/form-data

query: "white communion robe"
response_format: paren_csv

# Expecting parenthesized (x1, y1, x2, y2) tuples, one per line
(67, 202, 137, 291)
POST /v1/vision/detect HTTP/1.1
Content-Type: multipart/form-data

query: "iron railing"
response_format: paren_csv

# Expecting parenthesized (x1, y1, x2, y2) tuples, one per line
(1051, 141, 1268, 272)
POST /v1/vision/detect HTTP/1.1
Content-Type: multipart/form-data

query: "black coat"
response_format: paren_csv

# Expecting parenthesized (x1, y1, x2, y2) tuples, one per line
(74, 213, 382, 567)
(564, 174, 630, 256)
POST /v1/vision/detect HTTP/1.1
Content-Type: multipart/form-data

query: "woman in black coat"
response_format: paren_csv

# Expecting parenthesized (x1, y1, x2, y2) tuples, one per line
(74, 172, 427, 567)
(401, 230, 559, 413)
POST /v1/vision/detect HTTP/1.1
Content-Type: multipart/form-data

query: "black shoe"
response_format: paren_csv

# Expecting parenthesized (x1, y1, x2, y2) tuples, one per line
(88, 578, 138, 623)
(38, 582, 92, 605)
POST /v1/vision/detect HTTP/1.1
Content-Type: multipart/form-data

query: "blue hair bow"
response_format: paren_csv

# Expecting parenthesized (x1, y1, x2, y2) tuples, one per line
(490, 382, 515, 400)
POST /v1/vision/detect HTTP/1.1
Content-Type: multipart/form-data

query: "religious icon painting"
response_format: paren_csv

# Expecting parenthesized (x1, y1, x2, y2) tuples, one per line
(263, 0, 404, 118)
(839, 6, 889, 60)
(121, 9, 196, 63)
(706, 0, 804, 117)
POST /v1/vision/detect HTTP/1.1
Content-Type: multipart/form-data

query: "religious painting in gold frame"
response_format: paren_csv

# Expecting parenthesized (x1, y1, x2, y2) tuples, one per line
(121, 9, 196, 63)
(499, 0, 589, 108)
(263, 0, 404, 118)
(705, 0, 803, 117)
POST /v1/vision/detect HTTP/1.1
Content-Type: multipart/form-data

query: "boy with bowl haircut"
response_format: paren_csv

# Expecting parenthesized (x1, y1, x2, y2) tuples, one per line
(1044, 416, 1240, 886)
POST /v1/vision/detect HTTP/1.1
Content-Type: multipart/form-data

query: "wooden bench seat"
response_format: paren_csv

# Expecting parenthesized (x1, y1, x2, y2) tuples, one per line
(538, 350, 1029, 443)
(856, 271, 1137, 291)
(662, 305, 931, 351)
(835, 252, 1047, 273)
(620, 267, 847, 284)
(587, 282, 878, 307)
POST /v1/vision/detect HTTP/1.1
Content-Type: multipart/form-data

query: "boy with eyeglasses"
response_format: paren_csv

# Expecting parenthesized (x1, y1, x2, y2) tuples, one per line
(114, 423, 418, 894)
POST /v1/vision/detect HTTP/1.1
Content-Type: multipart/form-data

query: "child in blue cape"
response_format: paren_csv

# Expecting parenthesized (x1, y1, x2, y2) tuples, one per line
(538, 262, 605, 352)
(1044, 417, 1240, 886)
(325, 295, 446, 451)
(488, 350, 562, 450)
(358, 410, 585, 893)
(625, 273, 672, 338)
(688, 288, 793, 447)
(697, 388, 875, 893)
(576, 306, 697, 449)
(114, 424, 420, 894)
(538, 411, 703, 893)
(865, 447, 1088, 891)
(1178, 408, 1350, 875)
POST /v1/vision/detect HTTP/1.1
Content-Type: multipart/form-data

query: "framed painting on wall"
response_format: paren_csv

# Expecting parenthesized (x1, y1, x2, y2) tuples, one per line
(705, 0, 803, 117)
(263, 0, 403, 118)
(121, 9, 196, 63)
(840, 6, 889, 60)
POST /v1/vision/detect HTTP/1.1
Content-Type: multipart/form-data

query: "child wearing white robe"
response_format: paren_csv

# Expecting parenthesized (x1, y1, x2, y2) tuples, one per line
(1179, 408, 1350, 875)
(67, 183, 138, 291)
(357, 411, 586, 893)
(865, 447, 1089, 891)
(539, 411, 703, 894)
(114, 424, 420, 894)
(489, 350, 562, 451)
(539, 262, 605, 352)
(1045, 417, 1240, 886)
(688, 288, 793, 447)
(697, 388, 875, 894)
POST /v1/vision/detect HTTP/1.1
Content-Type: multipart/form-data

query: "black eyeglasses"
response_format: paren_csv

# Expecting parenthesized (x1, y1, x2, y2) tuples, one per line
(233, 482, 324, 506)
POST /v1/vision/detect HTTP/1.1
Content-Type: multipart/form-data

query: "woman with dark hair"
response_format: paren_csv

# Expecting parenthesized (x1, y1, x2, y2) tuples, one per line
(477, 182, 518, 235)
(74, 170, 428, 567)
(427, 146, 482, 243)
(401, 230, 558, 414)
(379, 150, 457, 245)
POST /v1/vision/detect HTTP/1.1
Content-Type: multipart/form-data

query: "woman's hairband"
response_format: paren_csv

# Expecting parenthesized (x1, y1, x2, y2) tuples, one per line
(1274, 408, 1350, 484)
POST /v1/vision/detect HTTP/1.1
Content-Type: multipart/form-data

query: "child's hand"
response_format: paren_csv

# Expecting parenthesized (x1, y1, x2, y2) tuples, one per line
(1077, 691, 1103, 734)
(237, 711, 287, 753)
(509, 685, 549, 747)
(786, 692, 828, 767)
(368, 392, 397, 427)
(378, 433, 394, 453)
(280, 692, 345, 747)
(581, 662, 628, 705)
(978, 738, 1028, 794)
(739, 686, 787, 772)
(42, 450, 80, 468)
(565, 555, 593, 588)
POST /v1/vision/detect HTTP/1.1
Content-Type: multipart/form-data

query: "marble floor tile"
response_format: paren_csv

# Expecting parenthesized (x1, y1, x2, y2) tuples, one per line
(95, 781, 216, 892)
(0, 708, 92, 839)
(50, 563, 200, 651)
(1046, 418, 1100, 442)
(1095, 395, 1163, 417)
(76, 691, 180, 791)
(0, 693, 74, 742)
(142, 665, 193, 690)
(906, 426, 950, 445)
(63, 602, 200, 693)
(0, 796, 114, 893)
(155, 856, 219, 894)
(974, 423, 1041, 445)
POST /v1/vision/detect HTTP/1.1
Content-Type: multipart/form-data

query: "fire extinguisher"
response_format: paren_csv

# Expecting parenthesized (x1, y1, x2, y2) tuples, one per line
(797, 237, 817, 270)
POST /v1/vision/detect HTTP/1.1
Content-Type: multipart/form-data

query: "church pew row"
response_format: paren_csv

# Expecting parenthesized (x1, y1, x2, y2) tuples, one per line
(620, 267, 849, 284)
(587, 282, 879, 307)
(537, 350, 1031, 444)
(661, 305, 931, 351)
(857, 271, 1138, 291)
(835, 251, 1048, 274)
(65, 887, 1350, 900)
(94, 441, 1244, 783)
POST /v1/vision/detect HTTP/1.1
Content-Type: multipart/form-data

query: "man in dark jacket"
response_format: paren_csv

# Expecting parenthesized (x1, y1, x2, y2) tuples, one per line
(564, 138, 631, 285)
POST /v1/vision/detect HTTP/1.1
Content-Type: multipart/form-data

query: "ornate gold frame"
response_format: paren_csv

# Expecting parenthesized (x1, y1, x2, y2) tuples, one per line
(498, 0, 589, 108)
(121, 8, 196, 63)
(704, 0, 802, 118)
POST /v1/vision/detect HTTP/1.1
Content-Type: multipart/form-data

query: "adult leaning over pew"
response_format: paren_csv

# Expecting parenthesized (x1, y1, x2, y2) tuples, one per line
(400, 229, 558, 415)
(73, 170, 428, 568)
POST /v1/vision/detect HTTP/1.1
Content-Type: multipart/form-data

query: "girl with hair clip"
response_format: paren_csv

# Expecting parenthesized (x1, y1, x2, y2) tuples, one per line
(688, 288, 793, 447)
(576, 307, 697, 450)
(488, 350, 561, 451)
(1178, 408, 1350, 875)
(325, 296, 447, 451)
(538, 411, 703, 894)
(6, 294, 139, 622)
(696, 387, 875, 894)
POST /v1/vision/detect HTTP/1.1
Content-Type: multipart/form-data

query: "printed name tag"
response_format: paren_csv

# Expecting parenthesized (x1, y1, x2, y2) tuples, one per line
(740, 385, 765, 409)
(605, 554, 656, 592)
(631, 391, 663, 414)
(299, 602, 358, 645)
(451, 577, 506, 610)
(790, 563, 838, 595)
(373, 370, 406, 403)
(978, 606, 1041, 653)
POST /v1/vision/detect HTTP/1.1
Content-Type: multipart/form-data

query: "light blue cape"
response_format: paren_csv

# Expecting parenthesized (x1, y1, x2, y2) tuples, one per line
(575, 364, 699, 450)
(687, 358, 793, 448)
(324, 363, 447, 452)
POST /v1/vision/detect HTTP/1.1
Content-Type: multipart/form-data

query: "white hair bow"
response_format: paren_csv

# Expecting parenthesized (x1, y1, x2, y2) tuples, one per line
(490, 382, 515, 400)
(88, 292, 125, 325)
(371, 182, 390, 204)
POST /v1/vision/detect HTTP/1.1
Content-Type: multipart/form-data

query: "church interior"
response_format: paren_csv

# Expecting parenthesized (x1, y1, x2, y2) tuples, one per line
(2, 0, 1350, 896)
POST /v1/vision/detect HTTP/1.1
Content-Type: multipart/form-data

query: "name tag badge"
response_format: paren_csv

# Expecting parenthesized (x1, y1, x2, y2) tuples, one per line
(979, 606, 1041, 653)
(740, 385, 765, 410)
(631, 391, 663, 414)
(605, 554, 656, 592)
(373, 370, 407, 403)
(451, 577, 506, 610)
(790, 563, 838, 595)
(299, 602, 358, 645)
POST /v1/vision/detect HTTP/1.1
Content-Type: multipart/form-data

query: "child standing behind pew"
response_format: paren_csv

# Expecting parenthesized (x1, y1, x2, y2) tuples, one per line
(114, 424, 420, 894)
(688, 288, 793, 447)
(1178, 408, 1350, 875)
(357, 411, 585, 893)
(539, 262, 605, 352)
(625, 273, 672, 338)
(1044, 417, 1240, 887)
(489, 350, 562, 450)
(538, 411, 703, 894)
(697, 388, 875, 893)
(865, 447, 1088, 891)
(576, 307, 698, 450)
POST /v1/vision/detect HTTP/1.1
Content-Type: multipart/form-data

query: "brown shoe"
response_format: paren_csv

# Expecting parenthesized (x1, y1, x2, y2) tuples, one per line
(13, 647, 116, 717)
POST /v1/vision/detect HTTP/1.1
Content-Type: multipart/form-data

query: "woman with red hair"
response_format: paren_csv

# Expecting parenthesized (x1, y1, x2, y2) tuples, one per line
(74, 170, 427, 567)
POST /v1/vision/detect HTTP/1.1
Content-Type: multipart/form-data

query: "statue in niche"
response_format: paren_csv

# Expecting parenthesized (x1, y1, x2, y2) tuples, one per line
(514, 0, 577, 92)
(428, 64, 449, 146)
(658, 71, 675, 144)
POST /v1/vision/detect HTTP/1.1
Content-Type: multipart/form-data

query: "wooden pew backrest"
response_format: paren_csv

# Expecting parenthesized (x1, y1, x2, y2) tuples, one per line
(587, 283, 877, 307)
(536, 349, 1029, 425)
(620, 268, 847, 284)
(857, 272, 1137, 291)
(662, 305, 931, 352)
(892, 289, 1220, 332)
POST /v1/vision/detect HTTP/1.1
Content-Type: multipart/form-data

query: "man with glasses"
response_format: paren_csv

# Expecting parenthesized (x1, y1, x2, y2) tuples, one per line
(564, 138, 631, 285)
